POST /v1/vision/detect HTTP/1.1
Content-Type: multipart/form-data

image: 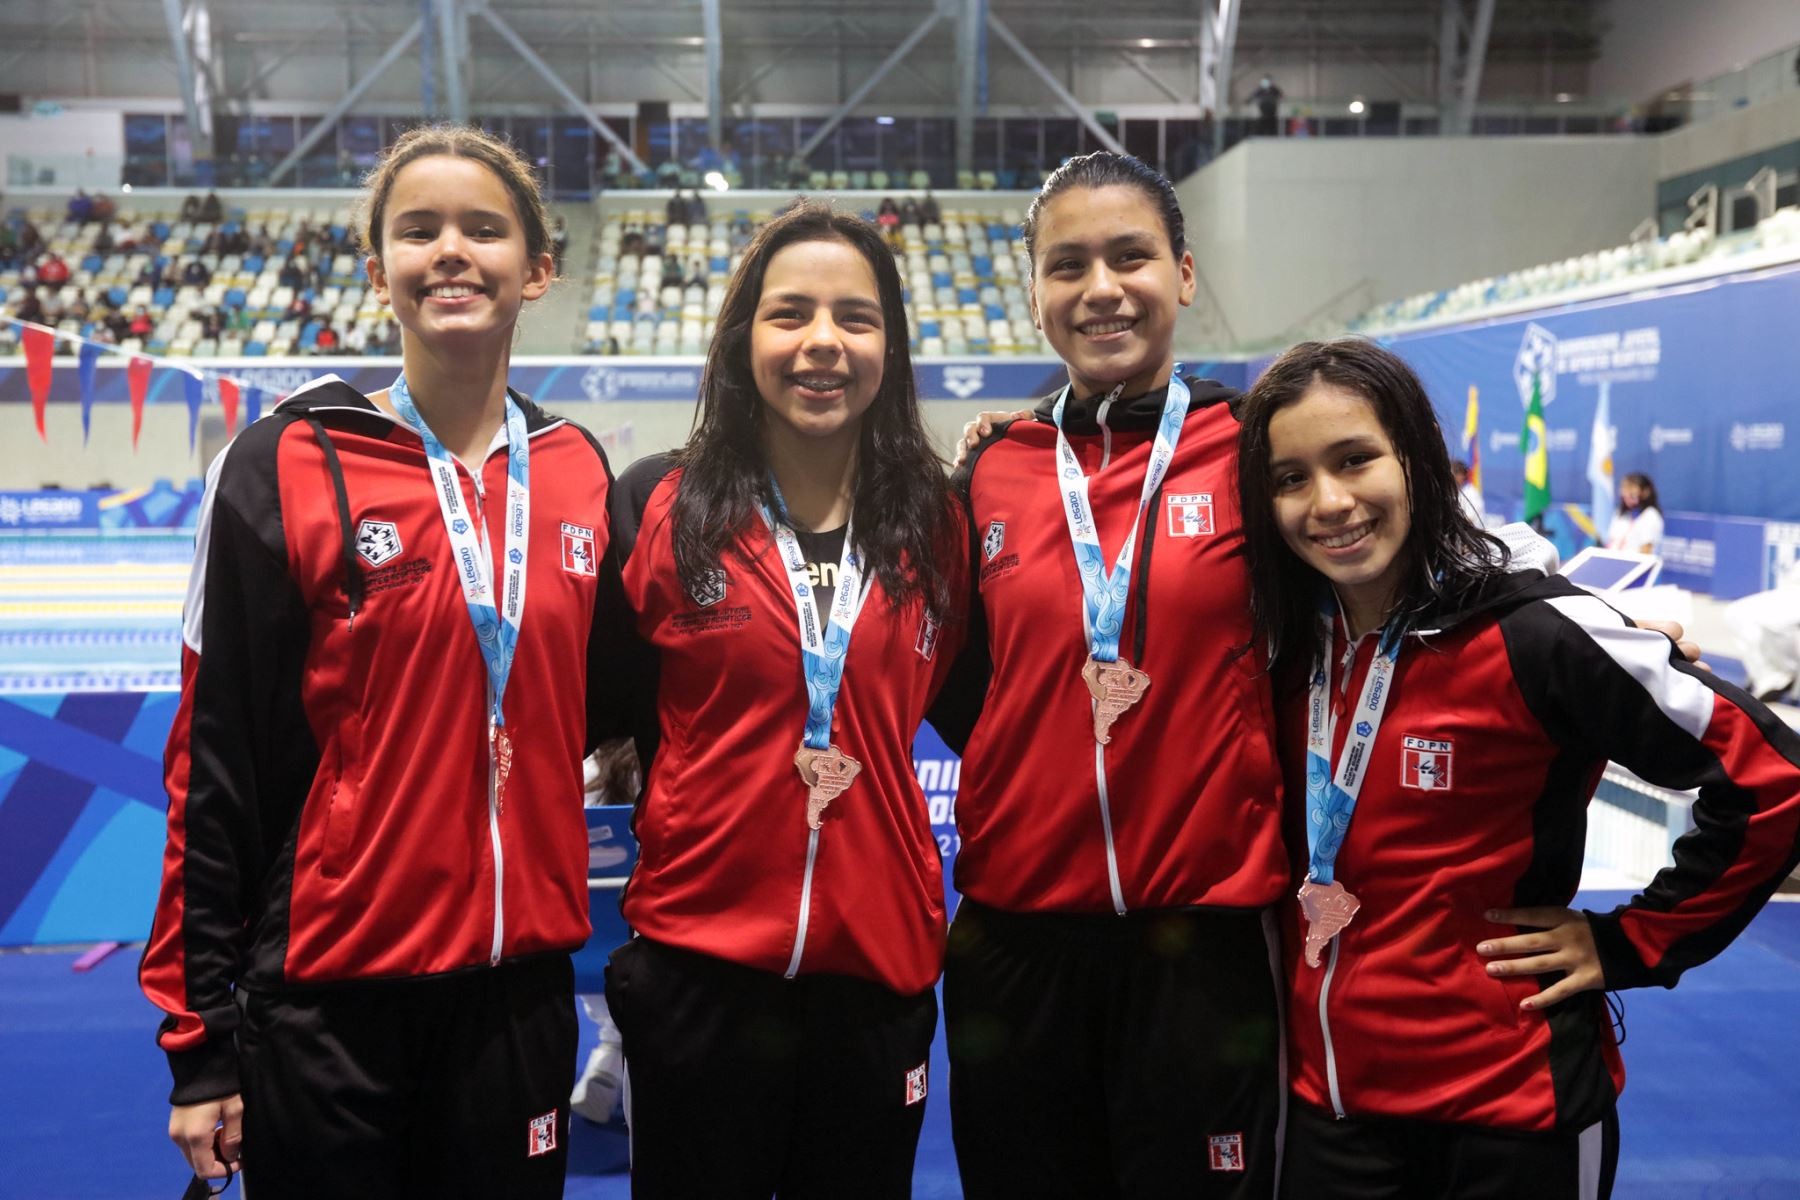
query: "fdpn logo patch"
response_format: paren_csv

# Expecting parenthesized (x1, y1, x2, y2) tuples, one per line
(1401, 735, 1454, 791)
(527, 1110, 558, 1157)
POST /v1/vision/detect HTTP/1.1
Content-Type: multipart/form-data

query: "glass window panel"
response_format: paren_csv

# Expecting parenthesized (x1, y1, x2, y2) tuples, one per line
(552, 117, 592, 198)
(123, 114, 169, 187)
(1124, 119, 1159, 171)
(840, 117, 881, 172)
(972, 117, 1001, 176)
(676, 117, 711, 166)
(914, 118, 953, 188)
(1042, 118, 1078, 173)
(797, 119, 835, 171)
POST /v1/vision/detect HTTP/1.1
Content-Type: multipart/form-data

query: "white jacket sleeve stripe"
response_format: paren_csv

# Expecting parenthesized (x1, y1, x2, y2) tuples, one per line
(1543, 593, 1714, 741)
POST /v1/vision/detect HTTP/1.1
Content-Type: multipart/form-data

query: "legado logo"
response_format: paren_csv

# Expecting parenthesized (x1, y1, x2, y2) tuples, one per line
(354, 519, 402, 567)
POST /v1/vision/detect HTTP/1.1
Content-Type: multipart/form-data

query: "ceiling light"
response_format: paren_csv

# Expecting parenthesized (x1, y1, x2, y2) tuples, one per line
(1348, 99, 1366, 115)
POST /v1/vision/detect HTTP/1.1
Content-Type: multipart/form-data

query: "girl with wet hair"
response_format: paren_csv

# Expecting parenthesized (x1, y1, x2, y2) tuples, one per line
(1238, 337, 1800, 1199)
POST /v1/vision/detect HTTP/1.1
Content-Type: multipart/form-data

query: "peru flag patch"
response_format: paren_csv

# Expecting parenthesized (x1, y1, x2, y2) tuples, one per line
(904, 1062, 929, 1106)
(561, 521, 597, 577)
(527, 1110, 558, 1157)
(1401, 736, 1454, 791)
(1165, 492, 1215, 538)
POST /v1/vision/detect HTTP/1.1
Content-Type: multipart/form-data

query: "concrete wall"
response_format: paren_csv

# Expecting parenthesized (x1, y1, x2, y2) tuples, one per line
(1175, 136, 1659, 352)
(1591, 0, 1800, 104)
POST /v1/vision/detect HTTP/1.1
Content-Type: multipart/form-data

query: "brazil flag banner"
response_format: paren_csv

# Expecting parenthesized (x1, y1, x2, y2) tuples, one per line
(1521, 371, 1550, 522)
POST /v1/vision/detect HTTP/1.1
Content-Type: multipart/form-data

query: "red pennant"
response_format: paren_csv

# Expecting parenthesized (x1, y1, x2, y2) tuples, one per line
(127, 355, 152, 451)
(22, 324, 54, 442)
(218, 377, 240, 434)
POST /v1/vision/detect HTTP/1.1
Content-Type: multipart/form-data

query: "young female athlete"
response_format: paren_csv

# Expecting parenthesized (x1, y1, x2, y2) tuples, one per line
(1605, 471, 1664, 555)
(934, 151, 1288, 1196)
(142, 125, 622, 1198)
(1236, 338, 1800, 1199)
(604, 202, 964, 1198)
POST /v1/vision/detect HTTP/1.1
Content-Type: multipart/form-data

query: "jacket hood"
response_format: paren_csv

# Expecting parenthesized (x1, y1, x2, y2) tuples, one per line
(1029, 372, 1241, 435)
(273, 374, 559, 432)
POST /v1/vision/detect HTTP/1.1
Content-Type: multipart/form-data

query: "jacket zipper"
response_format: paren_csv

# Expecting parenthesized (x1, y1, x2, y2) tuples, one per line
(1319, 933, 1347, 1117)
(784, 827, 822, 978)
(1092, 387, 1128, 916)
(466, 463, 507, 966)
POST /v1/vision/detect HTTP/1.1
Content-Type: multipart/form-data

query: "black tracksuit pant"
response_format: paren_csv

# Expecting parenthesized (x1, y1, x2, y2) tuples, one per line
(235, 953, 577, 1199)
(1282, 1098, 1620, 1200)
(604, 935, 938, 1199)
(944, 898, 1285, 1199)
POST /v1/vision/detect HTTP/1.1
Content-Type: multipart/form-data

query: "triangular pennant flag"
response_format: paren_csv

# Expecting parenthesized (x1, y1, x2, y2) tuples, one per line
(78, 342, 104, 445)
(218, 376, 241, 434)
(21, 324, 54, 442)
(127, 355, 152, 451)
(182, 369, 205, 451)
(245, 386, 264, 425)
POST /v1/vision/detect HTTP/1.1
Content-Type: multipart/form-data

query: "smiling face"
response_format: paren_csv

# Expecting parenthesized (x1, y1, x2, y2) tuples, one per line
(1029, 184, 1196, 400)
(364, 154, 552, 351)
(1268, 379, 1413, 634)
(749, 236, 886, 452)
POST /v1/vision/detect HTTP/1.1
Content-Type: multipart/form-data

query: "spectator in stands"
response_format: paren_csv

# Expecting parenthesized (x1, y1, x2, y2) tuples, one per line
(343, 322, 369, 355)
(37, 251, 70, 287)
(278, 255, 306, 290)
(661, 254, 683, 289)
(919, 192, 940, 224)
(180, 193, 204, 221)
(199, 191, 223, 223)
(313, 322, 339, 354)
(199, 307, 225, 341)
(90, 191, 116, 223)
(283, 293, 313, 324)
(876, 197, 901, 236)
(19, 219, 42, 255)
(311, 254, 331, 292)
(685, 187, 707, 223)
(159, 260, 184, 290)
(66, 291, 90, 326)
(655, 158, 682, 188)
(600, 147, 624, 190)
(551, 214, 568, 274)
(1452, 459, 1487, 526)
(134, 259, 161, 288)
(67, 190, 94, 223)
(0, 222, 17, 269)
(182, 258, 212, 288)
(104, 307, 130, 341)
(92, 222, 115, 255)
(90, 321, 118, 345)
(664, 190, 688, 228)
(1605, 472, 1664, 555)
(12, 286, 45, 326)
(127, 306, 153, 339)
(249, 231, 273, 259)
(1251, 75, 1284, 136)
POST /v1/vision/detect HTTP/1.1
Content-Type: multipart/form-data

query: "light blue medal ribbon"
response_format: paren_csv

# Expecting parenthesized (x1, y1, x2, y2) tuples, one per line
(389, 373, 531, 760)
(760, 481, 872, 829)
(1050, 375, 1190, 663)
(1297, 605, 1403, 967)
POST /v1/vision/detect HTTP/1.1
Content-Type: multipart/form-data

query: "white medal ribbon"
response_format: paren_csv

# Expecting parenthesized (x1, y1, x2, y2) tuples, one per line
(759, 490, 873, 751)
(389, 373, 530, 730)
(1303, 615, 1402, 884)
(1050, 376, 1190, 661)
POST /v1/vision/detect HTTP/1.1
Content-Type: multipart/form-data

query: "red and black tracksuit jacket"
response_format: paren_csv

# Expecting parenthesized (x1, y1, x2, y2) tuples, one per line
(1281, 570, 1800, 1132)
(932, 376, 1289, 914)
(140, 378, 623, 1105)
(610, 455, 967, 996)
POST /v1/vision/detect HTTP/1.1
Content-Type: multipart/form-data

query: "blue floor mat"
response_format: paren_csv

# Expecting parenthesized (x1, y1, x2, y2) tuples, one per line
(7, 897, 1799, 1197)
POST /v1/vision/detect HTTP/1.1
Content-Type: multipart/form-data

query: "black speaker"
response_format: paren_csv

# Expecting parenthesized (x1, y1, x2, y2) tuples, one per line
(0, 94, 21, 114)
(1366, 100, 1401, 134)
(636, 100, 670, 163)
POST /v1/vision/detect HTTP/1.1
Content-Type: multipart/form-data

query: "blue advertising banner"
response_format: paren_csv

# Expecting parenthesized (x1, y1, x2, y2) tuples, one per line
(0, 480, 202, 532)
(1382, 263, 1800, 524)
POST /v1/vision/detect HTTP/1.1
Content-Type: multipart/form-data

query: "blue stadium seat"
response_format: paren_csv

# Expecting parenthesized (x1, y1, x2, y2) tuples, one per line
(224, 288, 246, 309)
(244, 254, 264, 273)
(589, 304, 607, 320)
(931, 271, 951, 288)
(973, 256, 993, 276)
(107, 286, 127, 306)
(244, 341, 266, 356)
(151, 221, 169, 239)
(81, 254, 102, 272)
(152, 287, 174, 307)
(985, 304, 1005, 319)
(710, 256, 728, 273)
(957, 287, 978, 304)
(919, 320, 940, 338)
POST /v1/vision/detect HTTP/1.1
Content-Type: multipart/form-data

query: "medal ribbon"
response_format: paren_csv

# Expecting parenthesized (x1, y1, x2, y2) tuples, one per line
(1303, 612, 1403, 885)
(1051, 375, 1190, 662)
(760, 485, 872, 752)
(389, 373, 530, 731)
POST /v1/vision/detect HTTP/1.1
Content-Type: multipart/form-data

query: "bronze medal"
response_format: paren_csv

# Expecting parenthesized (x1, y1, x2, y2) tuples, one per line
(492, 721, 515, 814)
(1297, 879, 1362, 968)
(794, 743, 863, 830)
(1081, 656, 1152, 745)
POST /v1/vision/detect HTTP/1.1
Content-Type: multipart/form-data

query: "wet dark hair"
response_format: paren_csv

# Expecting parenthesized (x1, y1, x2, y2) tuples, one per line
(1021, 151, 1186, 262)
(1618, 472, 1659, 514)
(671, 201, 956, 618)
(1237, 338, 1510, 677)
